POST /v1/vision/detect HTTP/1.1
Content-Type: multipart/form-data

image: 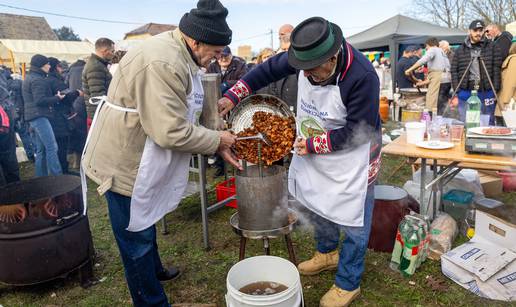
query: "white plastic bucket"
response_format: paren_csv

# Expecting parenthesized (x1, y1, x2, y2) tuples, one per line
(226, 256, 303, 307)
(405, 122, 426, 144)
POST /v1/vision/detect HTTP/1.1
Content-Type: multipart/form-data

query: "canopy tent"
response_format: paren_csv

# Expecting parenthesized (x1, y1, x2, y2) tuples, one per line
(0, 39, 94, 76)
(348, 15, 466, 89)
(115, 39, 145, 52)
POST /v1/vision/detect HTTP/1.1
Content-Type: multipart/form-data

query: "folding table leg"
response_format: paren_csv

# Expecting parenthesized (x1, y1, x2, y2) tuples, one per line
(420, 159, 427, 216)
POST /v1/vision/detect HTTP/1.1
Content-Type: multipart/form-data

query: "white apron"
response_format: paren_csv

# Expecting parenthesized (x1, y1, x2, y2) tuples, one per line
(289, 62, 371, 227)
(81, 66, 204, 232)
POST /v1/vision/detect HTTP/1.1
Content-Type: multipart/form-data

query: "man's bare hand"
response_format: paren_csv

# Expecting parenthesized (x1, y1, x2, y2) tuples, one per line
(218, 130, 237, 149)
(293, 137, 309, 156)
(218, 147, 242, 170)
(218, 97, 234, 117)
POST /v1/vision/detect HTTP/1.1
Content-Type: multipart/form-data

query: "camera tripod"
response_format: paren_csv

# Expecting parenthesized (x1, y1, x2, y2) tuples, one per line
(451, 54, 499, 102)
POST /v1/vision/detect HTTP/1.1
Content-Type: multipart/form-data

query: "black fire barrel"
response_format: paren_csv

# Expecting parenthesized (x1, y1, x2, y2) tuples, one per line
(0, 175, 94, 286)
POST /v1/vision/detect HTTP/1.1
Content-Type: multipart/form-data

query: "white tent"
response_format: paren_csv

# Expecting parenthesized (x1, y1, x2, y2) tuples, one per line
(115, 39, 145, 52)
(0, 39, 94, 71)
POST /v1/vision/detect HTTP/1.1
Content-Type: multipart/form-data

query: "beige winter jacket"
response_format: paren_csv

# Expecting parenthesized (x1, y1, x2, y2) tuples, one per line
(82, 29, 220, 197)
(496, 54, 516, 116)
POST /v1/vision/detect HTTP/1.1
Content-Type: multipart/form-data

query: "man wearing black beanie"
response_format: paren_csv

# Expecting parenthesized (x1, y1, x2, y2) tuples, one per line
(22, 54, 66, 177)
(82, 1, 240, 306)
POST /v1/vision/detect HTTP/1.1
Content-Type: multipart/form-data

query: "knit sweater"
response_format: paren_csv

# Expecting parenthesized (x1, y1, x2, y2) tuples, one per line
(224, 42, 381, 181)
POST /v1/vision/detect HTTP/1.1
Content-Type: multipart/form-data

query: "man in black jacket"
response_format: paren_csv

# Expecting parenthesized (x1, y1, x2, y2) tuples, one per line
(451, 20, 503, 125)
(486, 24, 514, 61)
(207, 46, 247, 94)
(207, 46, 247, 176)
(22, 54, 65, 177)
(82, 38, 114, 119)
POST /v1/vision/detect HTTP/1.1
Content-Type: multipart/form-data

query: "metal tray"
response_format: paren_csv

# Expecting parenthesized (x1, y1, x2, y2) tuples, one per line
(228, 94, 295, 134)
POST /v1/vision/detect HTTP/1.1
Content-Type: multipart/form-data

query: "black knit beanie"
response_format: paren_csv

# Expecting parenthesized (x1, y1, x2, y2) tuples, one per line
(48, 57, 60, 70)
(179, 0, 232, 46)
(30, 54, 49, 68)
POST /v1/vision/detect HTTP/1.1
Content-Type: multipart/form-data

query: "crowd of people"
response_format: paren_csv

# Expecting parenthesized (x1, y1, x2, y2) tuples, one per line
(395, 20, 515, 126)
(0, 37, 116, 185)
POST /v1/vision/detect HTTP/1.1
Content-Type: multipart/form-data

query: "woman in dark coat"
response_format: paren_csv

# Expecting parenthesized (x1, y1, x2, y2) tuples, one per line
(47, 57, 80, 173)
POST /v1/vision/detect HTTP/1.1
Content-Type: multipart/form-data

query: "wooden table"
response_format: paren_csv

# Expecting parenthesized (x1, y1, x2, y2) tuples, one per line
(382, 134, 516, 218)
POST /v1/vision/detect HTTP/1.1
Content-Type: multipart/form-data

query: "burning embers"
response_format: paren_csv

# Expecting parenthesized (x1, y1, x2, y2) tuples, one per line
(0, 194, 76, 224)
(0, 204, 26, 224)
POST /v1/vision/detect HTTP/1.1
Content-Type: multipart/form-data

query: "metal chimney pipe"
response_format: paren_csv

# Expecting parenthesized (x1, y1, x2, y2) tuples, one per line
(200, 73, 223, 130)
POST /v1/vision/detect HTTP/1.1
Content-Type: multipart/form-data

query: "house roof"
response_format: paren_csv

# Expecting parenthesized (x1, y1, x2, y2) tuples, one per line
(0, 13, 58, 40)
(124, 23, 177, 39)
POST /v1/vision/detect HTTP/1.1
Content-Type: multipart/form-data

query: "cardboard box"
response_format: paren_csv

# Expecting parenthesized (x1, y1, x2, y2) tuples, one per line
(479, 172, 503, 197)
(441, 211, 516, 301)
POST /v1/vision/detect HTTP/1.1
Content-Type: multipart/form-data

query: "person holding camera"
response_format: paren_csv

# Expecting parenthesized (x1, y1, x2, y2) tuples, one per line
(451, 20, 503, 125)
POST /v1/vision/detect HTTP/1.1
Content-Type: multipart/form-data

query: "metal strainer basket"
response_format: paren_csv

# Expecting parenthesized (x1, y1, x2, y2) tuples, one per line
(228, 94, 295, 133)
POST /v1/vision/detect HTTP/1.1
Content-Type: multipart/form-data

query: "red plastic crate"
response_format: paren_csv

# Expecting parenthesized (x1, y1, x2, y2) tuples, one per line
(216, 178, 237, 208)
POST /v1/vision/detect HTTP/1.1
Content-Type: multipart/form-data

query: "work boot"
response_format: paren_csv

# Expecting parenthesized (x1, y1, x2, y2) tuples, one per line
(297, 250, 339, 276)
(157, 266, 181, 282)
(320, 284, 360, 307)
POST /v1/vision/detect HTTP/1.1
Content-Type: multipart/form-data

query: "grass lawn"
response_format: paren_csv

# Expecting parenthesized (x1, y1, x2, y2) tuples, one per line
(1, 150, 515, 306)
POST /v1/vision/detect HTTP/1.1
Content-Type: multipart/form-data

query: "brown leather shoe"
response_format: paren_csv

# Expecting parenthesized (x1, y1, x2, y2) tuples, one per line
(297, 250, 339, 276)
(320, 284, 360, 307)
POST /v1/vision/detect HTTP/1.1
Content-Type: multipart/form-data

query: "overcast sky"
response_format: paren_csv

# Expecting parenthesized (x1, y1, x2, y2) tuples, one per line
(1, 0, 412, 52)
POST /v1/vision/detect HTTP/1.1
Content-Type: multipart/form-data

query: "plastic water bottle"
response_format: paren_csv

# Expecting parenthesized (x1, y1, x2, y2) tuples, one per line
(390, 219, 409, 271)
(407, 214, 430, 266)
(466, 89, 481, 130)
(399, 226, 421, 277)
(420, 109, 431, 139)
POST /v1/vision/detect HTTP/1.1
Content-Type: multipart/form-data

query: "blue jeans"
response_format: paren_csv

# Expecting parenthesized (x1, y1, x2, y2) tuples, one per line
(105, 191, 169, 307)
(29, 117, 62, 176)
(312, 184, 375, 291)
(15, 121, 34, 159)
(457, 90, 496, 125)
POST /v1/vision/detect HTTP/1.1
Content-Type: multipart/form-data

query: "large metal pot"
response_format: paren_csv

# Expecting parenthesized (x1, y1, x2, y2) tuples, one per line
(235, 165, 289, 231)
(0, 175, 94, 286)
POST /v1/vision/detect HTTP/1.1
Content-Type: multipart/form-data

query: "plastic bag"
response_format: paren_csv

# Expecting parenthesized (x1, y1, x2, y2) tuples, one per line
(402, 180, 440, 217)
(412, 167, 484, 199)
(428, 212, 458, 260)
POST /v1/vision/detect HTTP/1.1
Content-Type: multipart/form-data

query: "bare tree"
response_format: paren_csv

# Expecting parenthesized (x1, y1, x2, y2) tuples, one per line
(408, 0, 516, 29)
(408, 0, 468, 29)
(468, 0, 516, 27)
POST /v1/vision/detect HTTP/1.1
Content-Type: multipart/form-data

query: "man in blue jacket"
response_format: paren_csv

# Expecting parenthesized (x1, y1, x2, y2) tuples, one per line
(219, 17, 381, 307)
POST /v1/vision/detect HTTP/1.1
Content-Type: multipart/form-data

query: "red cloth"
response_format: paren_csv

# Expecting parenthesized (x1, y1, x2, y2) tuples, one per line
(87, 117, 92, 131)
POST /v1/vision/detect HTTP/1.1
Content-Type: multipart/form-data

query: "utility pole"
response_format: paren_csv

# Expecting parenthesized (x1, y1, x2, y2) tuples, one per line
(270, 29, 274, 50)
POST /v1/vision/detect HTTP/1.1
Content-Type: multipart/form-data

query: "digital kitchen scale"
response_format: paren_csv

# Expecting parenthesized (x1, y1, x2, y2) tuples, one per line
(465, 130, 516, 155)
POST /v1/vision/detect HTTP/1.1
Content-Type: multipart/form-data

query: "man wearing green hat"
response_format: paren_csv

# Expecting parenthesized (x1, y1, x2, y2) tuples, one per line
(219, 16, 381, 307)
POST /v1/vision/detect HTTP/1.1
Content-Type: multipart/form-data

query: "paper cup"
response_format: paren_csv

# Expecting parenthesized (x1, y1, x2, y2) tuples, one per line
(405, 122, 426, 144)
